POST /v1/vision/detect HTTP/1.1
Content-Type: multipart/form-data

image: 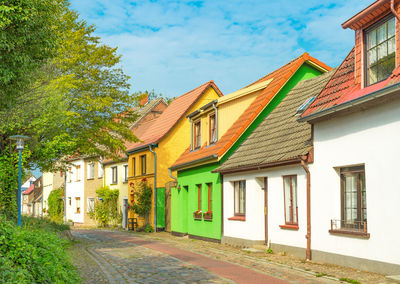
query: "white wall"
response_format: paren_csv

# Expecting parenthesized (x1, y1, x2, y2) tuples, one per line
(311, 99, 400, 266)
(65, 160, 84, 223)
(223, 165, 308, 249)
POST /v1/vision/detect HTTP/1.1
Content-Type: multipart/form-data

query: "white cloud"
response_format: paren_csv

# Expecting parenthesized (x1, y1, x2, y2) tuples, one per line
(70, 0, 371, 97)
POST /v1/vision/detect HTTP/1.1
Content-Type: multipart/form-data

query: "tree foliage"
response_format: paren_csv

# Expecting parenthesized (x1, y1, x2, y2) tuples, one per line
(47, 187, 64, 223)
(131, 179, 152, 228)
(89, 186, 120, 227)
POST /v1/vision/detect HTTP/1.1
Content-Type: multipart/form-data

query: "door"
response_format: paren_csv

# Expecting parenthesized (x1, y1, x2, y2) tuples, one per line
(264, 177, 268, 246)
(122, 198, 128, 228)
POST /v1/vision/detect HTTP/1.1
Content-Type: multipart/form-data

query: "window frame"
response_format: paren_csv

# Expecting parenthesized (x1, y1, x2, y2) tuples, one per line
(340, 165, 367, 230)
(75, 165, 81, 182)
(196, 184, 202, 211)
(193, 120, 201, 149)
(209, 113, 216, 144)
(133, 158, 136, 176)
(364, 14, 396, 87)
(87, 162, 95, 179)
(98, 162, 103, 178)
(207, 183, 213, 212)
(123, 164, 128, 182)
(233, 180, 246, 216)
(140, 155, 146, 175)
(111, 166, 118, 184)
(75, 197, 81, 214)
(282, 175, 298, 226)
(87, 197, 95, 213)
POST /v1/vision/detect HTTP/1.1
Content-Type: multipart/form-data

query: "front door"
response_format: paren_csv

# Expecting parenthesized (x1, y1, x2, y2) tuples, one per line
(122, 198, 128, 228)
(264, 177, 268, 245)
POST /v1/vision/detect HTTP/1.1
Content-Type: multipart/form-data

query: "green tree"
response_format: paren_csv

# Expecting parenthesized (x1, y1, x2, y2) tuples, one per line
(90, 186, 120, 227)
(47, 187, 64, 223)
(131, 179, 152, 229)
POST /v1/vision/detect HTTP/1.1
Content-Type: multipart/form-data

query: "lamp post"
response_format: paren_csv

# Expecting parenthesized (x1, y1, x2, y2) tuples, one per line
(9, 135, 30, 227)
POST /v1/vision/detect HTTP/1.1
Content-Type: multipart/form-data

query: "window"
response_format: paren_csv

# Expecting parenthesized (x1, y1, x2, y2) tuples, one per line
(196, 184, 202, 211)
(341, 166, 367, 230)
(194, 121, 201, 149)
(111, 166, 118, 184)
(234, 181, 246, 216)
(87, 198, 94, 213)
(365, 16, 395, 86)
(98, 162, 103, 178)
(209, 114, 216, 144)
(123, 164, 128, 182)
(283, 175, 298, 225)
(141, 155, 146, 175)
(207, 183, 213, 212)
(87, 162, 95, 179)
(68, 167, 72, 183)
(133, 158, 136, 176)
(75, 197, 81, 214)
(76, 165, 81, 181)
(68, 197, 71, 206)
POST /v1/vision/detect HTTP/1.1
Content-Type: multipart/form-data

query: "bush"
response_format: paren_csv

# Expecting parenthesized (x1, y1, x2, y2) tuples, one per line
(89, 186, 121, 227)
(21, 216, 69, 232)
(47, 187, 65, 223)
(131, 179, 152, 228)
(0, 216, 79, 283)
(145, 225, 154, 233)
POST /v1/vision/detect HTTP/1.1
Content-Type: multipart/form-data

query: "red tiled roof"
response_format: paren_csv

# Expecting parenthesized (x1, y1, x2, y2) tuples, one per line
(23, 184, 34, 195)
(171, 53, 331, 169)
(301, 47, 400, 120)
(126, 81, 223, 152)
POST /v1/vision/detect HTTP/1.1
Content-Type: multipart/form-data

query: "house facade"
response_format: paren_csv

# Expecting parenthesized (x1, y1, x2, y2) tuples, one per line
(65, 159, 85, 223)
(32, 176, 43, 217)
(170, 54, 331, 242)
(297, 0, 400, 274)
(103, 98, 167, 228)
(42, 171, 65, 216)
(22, 184, 34, 215)
(126, 81, 223, 231)
(214, 71, 334, 254)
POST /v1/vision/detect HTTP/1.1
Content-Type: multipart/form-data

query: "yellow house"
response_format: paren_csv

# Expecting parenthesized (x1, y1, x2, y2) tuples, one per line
(125, 81, 223, 231)
(103, 98, 167, 228)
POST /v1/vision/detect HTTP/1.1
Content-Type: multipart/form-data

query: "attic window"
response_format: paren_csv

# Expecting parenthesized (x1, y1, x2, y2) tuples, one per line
(296, 96, 315, 115)
(365, 16, 395, 86)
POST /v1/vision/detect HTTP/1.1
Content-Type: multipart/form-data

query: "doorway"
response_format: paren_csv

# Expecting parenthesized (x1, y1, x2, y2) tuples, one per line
(122, 198, 128, 228)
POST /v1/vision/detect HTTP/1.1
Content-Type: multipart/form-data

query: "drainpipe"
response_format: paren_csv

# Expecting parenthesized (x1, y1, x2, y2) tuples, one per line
(64, 167, 67, 223)
(212, 103, 218, 141)
(149, 144, 157, 231)
(391, 0, 400, 23)
(168, 168, 177, 182)
(188, 117, 193, 151)
(301, 158, 311, 261)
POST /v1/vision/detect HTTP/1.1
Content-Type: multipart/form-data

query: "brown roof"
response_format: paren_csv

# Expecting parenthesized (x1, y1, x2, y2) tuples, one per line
(215, 70, 336, 173)
(126, 81, 223, 152)
(171, 53, 331, 170)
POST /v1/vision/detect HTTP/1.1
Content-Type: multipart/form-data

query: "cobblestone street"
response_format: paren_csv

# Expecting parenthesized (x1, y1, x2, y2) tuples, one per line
(68, 229, 388, 284)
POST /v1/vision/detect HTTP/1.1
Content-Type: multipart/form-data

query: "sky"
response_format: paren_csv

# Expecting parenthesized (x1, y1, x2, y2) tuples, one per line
(69, 0, 371, 98)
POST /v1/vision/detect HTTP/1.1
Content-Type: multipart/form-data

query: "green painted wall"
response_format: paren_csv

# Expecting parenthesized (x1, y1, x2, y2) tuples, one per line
(172, 163, 221, 240)
(171, 63, 324, 240)
(156, 187, 165, 228)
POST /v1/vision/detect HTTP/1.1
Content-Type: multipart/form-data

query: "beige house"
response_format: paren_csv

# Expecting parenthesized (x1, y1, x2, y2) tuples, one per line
(42, 171, 65, 215)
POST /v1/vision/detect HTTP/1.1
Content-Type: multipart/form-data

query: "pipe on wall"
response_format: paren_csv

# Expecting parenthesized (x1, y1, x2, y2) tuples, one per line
(188, 117, 193, 151)
(149, 144, 157, 231)
(301, 158, 311, 261)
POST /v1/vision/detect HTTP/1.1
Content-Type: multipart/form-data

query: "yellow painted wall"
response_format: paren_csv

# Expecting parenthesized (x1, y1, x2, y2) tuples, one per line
(127, 86, 220, 228)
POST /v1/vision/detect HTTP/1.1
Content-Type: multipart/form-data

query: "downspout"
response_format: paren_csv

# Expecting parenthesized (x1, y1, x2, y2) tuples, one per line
(301, 158, 311, 261)
(212, 103, 218, 141)
(64, 167, 67, 223)
(168, 168, 177, 182)
(149, 145, 157, 231)
(188, 117, 193, 151)
(391, 0, 400, 23)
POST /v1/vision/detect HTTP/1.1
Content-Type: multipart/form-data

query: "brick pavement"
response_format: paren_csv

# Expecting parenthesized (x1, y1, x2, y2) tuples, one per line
(70, 229, 344, 283)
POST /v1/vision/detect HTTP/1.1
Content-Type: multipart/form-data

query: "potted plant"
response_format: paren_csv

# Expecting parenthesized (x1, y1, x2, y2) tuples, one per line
(203, 211, 212, 221)
(193, 210, 202, 220)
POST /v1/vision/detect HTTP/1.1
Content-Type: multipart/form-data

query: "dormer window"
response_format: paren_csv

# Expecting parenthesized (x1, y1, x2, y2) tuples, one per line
(209, 113, 216, 144)
(194, 120, 201, 149)
(365, 15, 395, 86)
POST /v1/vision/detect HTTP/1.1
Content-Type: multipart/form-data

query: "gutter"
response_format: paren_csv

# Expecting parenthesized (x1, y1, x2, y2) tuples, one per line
(149, 144, 158, 231)
(170, 154, 218, 172)
(298, 81, 400, 123)
(213, 158, 301, 174)
(126, 143, 158, 155)
(301, 158, 312, 261)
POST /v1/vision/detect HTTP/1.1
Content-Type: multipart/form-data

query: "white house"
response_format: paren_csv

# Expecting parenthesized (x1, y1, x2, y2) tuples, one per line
(297, 0, 400, 274)
(216, 72, 334, 258)
(65, 159, 84, 223)
(42, 171, 65, 215)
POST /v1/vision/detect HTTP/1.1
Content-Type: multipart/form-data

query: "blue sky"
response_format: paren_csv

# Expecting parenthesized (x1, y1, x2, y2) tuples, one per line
(69, 0, 370, 97)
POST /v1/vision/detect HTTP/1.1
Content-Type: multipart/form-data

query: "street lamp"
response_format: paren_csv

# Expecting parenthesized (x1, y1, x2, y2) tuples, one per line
(9, 135, 30, 227)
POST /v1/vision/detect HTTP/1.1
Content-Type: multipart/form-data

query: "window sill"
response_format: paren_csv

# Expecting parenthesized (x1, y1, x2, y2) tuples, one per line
(87, 178, 94, 180)
(279, 224, 299, 230)
(123, 181, 128, 184)
(329, 229, 370, 239)
(228, 216, 246, 221)
(110, 183, 117, 185)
